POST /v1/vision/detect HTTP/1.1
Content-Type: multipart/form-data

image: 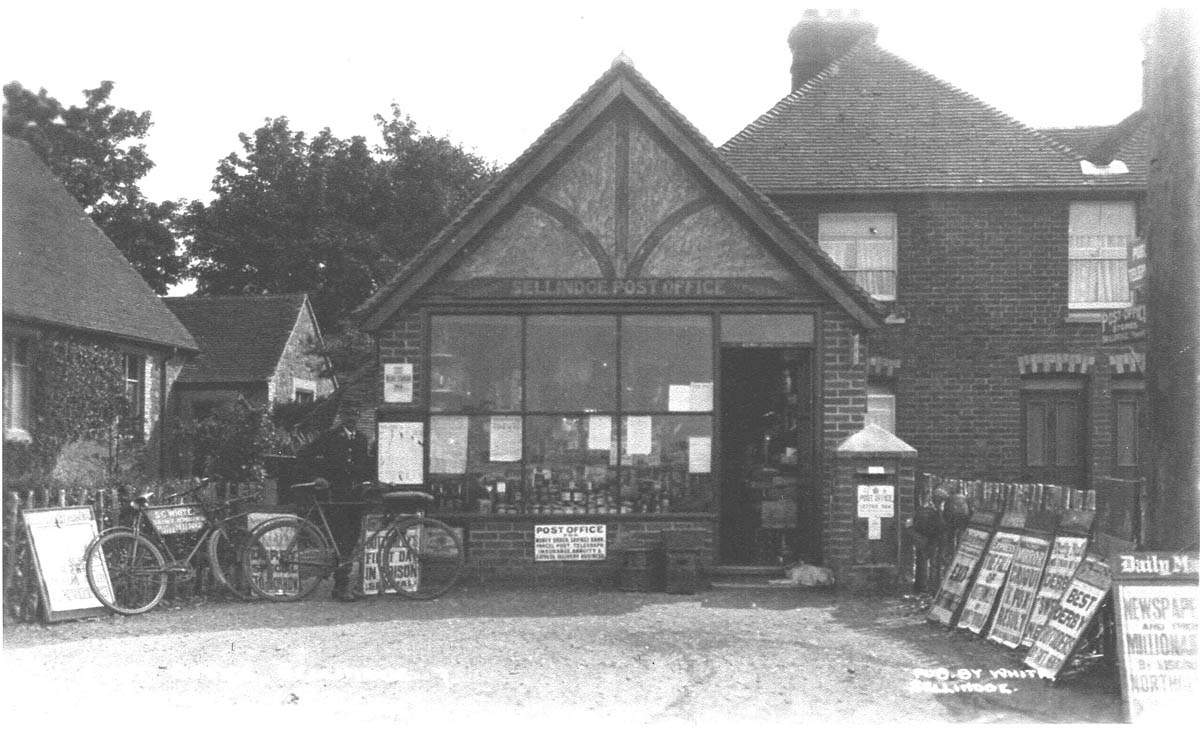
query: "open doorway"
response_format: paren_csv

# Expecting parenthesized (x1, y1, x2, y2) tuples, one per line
(719, 348, 819, 564)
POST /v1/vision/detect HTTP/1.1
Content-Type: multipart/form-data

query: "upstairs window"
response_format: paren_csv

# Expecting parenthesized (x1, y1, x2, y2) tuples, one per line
(3, 335, 33, 441)
(123, 353, 146, 441)
(865, 384, 896, 434)
(1069, 202, 1135, 309)
(818, 213, 897, 301)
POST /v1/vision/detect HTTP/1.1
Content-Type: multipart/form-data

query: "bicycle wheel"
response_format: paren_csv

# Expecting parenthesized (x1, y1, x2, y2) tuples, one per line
(85, 530, 168, 615)
(207, 524, 253, 600)
(379, 518, 464, 600)
(242, 517, 333, 601)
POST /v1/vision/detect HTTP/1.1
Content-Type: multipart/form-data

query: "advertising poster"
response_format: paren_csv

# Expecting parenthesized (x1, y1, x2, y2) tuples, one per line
(1024, 554, 1111, 679)
(625, 416, 653, 455)
(1022, 535, 1089, 647)
(383, 362, 414, 403)
(1111, 552, 1199, 724)
(246, 512, 300, 597)
(688, 436, 712, 474)
(22, 507, 107, 621)
(378, 421, 425, 484)
(958, 531, 1021, 634)
(986, 534, 1051, 648)
(587, 415, 613, 451)
(360, 515, 418, 596)
(489, 416, 522, 462)
(927, 527, 991, 626)
(534, 524, 607, 561)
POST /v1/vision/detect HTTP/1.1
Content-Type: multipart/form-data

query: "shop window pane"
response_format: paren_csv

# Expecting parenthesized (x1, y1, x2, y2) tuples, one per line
(430, 316, 522, 412)
(523, 415, 618, 514)
(526, 315, 616, 412)
(428, 415, 524, 511)
(619, 415, 714, 513)
(621, 315, 712, 411)
(1055, 401, 1080, 467)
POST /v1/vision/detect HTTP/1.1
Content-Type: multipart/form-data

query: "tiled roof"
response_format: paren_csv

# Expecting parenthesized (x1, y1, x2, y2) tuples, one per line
(162, 294, 312, 384)
(721, 39, 1145, 192)
(1041, 110, 1148, 180)
(2, 137, 197, 352)
(355, 59, 884, 330)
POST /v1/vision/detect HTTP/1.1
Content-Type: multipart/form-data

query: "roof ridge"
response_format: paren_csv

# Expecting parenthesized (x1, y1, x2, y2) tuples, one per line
(163, 292, 308, 302)
(721, 33, 873, 153)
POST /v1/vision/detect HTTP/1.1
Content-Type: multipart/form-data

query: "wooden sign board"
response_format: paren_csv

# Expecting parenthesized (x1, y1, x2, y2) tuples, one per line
(958, 531, 1021, 634)
(21, 506, 106, 622)
(927, 527, 991, 626)
(1111, 552, 1199, 724)
(1021, 535, 1089, 647)
(987, 534, 1052, 648)
(1023, 554, 1111, 679)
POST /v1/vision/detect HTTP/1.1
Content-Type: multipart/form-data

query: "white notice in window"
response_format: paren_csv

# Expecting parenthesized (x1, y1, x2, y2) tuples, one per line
(489, 416, 522, 462)
(378, 422, 424, 484)
(689, 382, 713, 411)
(625, 416, 652, 455)
(688, 436, 712, 474)
(383, 362, 414, 403)
(668, 384, 691, 412)
(587, 415, 612, 451)
(429, 416, 468, 474)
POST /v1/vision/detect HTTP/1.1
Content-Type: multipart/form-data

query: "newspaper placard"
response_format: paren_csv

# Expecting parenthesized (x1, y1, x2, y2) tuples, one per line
(958, 531, 1021, 634)
(1021, 535, 1089, 646)
(986, 534, 1051, 647)
(21, 507, 107, 622)
(927, 527, 991, 626)
(246, 512, 301, 597)
(534, 524, 607, 561)
(1111, 552, 1199, 724)
(1024, 554, 1112, 679)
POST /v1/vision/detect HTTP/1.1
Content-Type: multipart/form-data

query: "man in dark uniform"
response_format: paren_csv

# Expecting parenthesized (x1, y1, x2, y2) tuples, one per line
(298, 411, 372, 601)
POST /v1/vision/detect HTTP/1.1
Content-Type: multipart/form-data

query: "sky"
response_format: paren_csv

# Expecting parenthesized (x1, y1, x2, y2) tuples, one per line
(3, 0, 1161, 208)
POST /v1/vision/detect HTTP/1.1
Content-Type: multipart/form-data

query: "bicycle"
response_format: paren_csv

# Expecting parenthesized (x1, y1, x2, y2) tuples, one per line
(84, 479, 263, 615)
(241, 479, 465, 601)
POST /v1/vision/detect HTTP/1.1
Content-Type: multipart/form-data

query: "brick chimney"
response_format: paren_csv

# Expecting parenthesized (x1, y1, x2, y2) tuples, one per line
(788, 8, 878, 91)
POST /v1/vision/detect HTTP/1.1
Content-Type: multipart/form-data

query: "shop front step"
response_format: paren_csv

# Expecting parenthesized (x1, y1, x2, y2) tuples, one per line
(707, 565, 787, 588)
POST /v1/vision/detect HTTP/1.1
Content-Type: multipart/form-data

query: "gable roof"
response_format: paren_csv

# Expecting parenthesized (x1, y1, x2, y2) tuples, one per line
(2, 136, 197, 352)
(721, 38, 1145, 193)
(356, 58, 884, 331)
(162, 293, 318, 384)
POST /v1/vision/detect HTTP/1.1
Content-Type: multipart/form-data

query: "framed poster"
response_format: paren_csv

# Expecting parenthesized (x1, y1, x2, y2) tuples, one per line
(1111, 552, 1199, 724)
(21, 506, 106, 622)
(1023, 553, 1111, 680)
(957, 531, 1021, 634)
(986, 534, 1051, 647)
(1021, 535, 1089, 647)
(927, 526, 991, 626)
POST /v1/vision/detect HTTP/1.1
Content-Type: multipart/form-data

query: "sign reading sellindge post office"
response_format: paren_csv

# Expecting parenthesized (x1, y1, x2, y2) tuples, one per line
(534, 524, 606, 561)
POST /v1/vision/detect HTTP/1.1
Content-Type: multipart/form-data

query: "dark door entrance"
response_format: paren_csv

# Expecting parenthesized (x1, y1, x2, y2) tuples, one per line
(718, 347, 819, 564)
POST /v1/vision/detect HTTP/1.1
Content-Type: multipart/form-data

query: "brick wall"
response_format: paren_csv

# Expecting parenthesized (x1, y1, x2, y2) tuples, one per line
(819, 311, 868, 563)
(778, 193, 1142, 486)
(459, 517, 715, 587)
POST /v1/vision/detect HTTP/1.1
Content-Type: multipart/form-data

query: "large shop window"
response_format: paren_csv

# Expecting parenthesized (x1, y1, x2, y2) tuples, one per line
(3, 335, 33, 441)
(1068, 201, 1135, 310)
(425, 314, 715, 515)
(818, 213, 897, 301)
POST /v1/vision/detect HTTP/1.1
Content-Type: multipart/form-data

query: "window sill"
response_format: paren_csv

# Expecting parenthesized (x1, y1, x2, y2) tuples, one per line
(884, 314, 907, 325)
(1065, 311, 1116, 323)
(4, 428, 32, 443)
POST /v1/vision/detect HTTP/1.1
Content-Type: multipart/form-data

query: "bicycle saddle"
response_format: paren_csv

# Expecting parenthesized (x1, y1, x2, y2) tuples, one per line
(380, 490, 435, 504)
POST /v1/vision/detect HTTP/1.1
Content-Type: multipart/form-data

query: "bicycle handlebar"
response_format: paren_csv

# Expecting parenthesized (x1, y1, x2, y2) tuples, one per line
(162, 477, 212, 503)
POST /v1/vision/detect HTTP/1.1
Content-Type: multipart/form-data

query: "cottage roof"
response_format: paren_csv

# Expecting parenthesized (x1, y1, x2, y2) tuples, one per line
(1041, 109, 1148, 177)
(162, 293, 317, 384)
(721, 39, 1146, 193)
(356, 58, 884, 331)
(2, 136, 197, 352)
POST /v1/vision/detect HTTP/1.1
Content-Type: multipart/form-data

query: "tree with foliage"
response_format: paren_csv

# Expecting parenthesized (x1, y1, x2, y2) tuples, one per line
(181, 107, 495, 326)
(2, 81, 185, 293)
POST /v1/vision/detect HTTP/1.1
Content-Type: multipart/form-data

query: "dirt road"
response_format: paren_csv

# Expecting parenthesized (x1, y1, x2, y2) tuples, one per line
(1, 585, 1122, 730)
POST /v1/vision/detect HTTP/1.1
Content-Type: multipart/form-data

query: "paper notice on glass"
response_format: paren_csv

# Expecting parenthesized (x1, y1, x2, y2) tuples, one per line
(868, 516, 882, 540)
(668, 384, 691, 412)
(489, 416, 522, 462)
(688, 436, 712, 474)
(625, 416, 652, 455)
(378, 422, 424, 484)
(429, 416, 468, 474)
(689, 382, 714, 411)
(382, 362, 413, 403)
(587, 415, 612, 451)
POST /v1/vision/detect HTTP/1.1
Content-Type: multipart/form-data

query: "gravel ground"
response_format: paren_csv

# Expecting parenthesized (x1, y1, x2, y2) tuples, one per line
(1, 583, 1122, 731)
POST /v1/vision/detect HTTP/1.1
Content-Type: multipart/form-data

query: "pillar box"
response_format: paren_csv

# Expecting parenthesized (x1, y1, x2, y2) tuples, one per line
(830, 424, 917, 594)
